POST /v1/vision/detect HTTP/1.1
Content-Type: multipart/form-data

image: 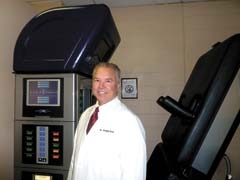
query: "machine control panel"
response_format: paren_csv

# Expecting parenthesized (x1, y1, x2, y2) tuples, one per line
(36, 126, 49, 164)
(22, 125, 63, 165)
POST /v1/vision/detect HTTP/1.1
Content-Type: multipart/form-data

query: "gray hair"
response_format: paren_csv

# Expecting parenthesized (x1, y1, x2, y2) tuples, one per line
(92, 62, 121, 82)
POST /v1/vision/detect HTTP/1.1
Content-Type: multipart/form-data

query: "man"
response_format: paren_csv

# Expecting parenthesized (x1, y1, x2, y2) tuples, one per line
(67, 62, 146, 180)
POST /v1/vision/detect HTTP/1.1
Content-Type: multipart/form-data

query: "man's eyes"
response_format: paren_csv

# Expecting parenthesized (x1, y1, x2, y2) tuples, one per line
(105, 79, 113, 83)
(93, 79, 113, 83)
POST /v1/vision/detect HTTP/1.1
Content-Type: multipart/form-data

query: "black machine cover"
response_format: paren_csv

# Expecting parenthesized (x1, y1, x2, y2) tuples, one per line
(147, 34, 240, 180)
(13, 4, 120, 76)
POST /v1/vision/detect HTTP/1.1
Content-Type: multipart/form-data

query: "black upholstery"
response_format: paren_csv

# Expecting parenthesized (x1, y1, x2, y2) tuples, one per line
(147, 34, 240, 180)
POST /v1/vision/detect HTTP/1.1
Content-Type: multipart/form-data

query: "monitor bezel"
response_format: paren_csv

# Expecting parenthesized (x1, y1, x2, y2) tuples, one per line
(26, 79, 61, 107)
(22, 78, 64, 117)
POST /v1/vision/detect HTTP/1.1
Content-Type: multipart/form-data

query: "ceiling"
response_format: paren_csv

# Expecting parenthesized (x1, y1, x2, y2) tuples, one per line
(61, 0, 208, 7)
(26, 0, 211, 9)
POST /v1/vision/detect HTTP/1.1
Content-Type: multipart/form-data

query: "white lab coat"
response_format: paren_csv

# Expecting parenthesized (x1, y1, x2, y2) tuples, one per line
(67, 97, 146, 180)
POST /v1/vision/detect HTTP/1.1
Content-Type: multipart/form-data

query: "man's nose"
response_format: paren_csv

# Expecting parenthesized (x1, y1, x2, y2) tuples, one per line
(99, 81, 105, 88)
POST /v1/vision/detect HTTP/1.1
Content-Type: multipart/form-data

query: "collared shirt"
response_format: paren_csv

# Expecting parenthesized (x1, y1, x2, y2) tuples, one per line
(67, 97, 146, 180)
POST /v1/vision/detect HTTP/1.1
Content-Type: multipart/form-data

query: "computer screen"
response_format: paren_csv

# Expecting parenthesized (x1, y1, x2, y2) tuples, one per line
(26, 79, 60, 107)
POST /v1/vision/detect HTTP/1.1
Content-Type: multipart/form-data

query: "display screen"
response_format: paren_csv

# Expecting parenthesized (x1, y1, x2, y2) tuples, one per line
(26, 79, 60, 106)
(33, 174, 52, 180)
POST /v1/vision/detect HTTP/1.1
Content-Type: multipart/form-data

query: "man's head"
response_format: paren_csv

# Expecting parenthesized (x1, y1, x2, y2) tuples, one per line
(92, 62, 121, 105)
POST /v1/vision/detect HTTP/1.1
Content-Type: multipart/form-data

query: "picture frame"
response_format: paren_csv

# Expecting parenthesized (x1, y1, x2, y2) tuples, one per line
(121, 78, 138, 99)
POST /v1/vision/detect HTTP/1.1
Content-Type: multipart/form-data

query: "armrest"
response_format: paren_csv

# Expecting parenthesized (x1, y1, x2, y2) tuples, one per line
(157, 96, 195, 119)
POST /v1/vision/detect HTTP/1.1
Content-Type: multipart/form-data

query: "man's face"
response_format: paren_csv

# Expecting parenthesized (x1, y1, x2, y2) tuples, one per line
(92, 66, 120, 105)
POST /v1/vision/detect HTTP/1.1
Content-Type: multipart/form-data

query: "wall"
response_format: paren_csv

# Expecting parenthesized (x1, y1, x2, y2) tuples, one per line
(110, 0, 240, 179)
(0, 0, 239, 179)
(0, 1, 35, 180)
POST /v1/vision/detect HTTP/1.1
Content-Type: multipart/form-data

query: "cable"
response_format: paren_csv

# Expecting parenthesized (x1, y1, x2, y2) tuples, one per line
(223, 154, 232, 180)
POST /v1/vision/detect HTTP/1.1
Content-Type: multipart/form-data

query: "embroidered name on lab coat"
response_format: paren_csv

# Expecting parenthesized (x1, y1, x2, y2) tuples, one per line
(100, 128, 114, 133)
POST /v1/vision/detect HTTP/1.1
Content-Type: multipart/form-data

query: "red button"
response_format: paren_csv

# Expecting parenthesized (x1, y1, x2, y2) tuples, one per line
(53, 132, 59, 136)
(53, 155, 59, 159)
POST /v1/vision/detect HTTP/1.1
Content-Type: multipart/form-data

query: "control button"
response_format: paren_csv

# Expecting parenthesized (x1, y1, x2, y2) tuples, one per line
(39, 142, 45, 146)
(52, 143, 59, 148)
(53, 132, 59, 136)
(25, 153, 33, 157)
(40, 147, 46, 152)
(53, 138, 59, 142)
(26, 147, 33, 152)
(39, 152, 46, 157)
(39, 131, 45, 136)
(26, 130, 33, 135)
(53, 155, 59, 159)
(39, 127, 45, 131)
(26, 136, 33, 141)
(53, 149, 59, 153)
(39, 137, 45, 141)
(38, 157, 47, 162)
(26, 142, 33, 146)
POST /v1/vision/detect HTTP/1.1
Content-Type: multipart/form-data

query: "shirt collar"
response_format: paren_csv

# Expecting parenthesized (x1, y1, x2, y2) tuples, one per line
(97, 96, 120, 112)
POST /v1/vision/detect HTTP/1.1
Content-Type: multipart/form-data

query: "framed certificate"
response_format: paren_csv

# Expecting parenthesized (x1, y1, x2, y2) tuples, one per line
(121, 78, 138, 99)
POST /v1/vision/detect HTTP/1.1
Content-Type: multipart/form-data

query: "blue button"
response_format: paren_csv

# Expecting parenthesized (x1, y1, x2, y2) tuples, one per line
(39, 137, 45, 141)
(40, 142, 45, 146)
(40, 132, 45, 136)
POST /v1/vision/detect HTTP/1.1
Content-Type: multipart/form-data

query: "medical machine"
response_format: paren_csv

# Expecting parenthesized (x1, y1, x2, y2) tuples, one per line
(13, 4, 120, 180)
(147, 34, 240, 180)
